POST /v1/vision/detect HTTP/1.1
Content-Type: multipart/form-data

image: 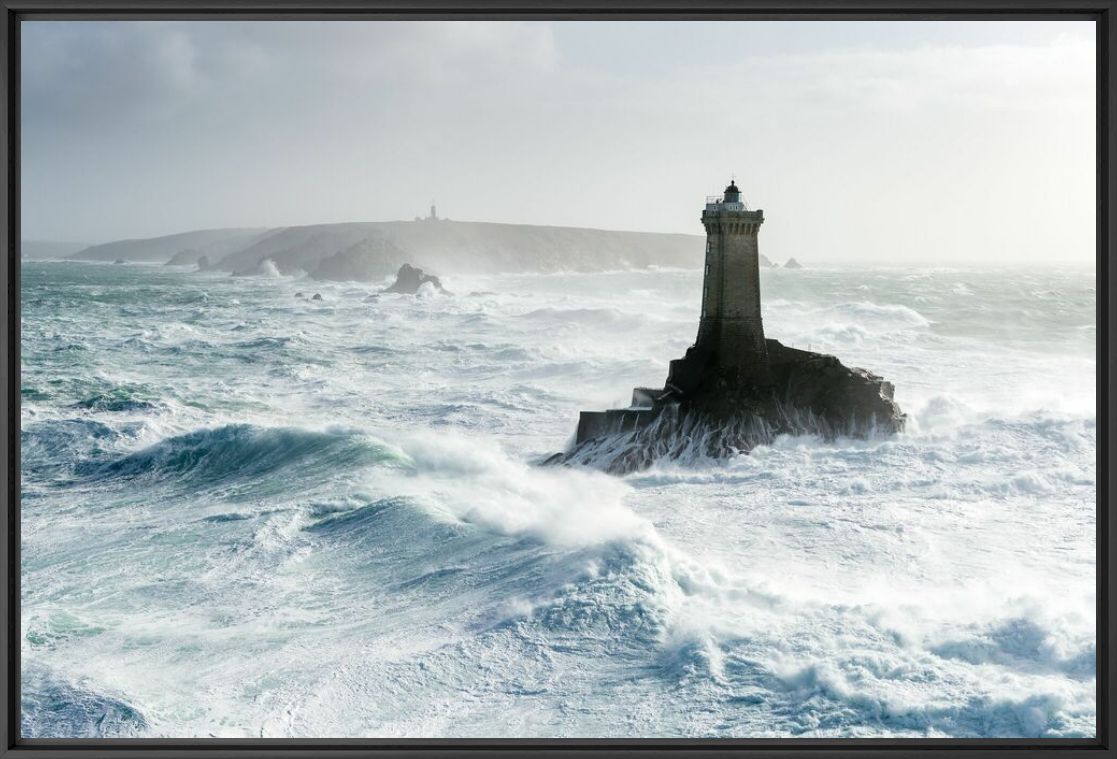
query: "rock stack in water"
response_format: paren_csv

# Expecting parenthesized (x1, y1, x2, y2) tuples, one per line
(548, 180, 903, 475)
(383, 263, 447, 294)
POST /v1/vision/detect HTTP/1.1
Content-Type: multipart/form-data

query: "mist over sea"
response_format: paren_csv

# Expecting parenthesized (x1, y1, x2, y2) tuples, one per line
(20, 260, 1095, 738)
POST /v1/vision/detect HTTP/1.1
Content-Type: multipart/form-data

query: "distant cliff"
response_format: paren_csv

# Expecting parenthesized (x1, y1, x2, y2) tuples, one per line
(64, 219, 705, 278)
(219, 220, 704, 278)
(21, 240, 89, 260)
(70, 228, 273, 264)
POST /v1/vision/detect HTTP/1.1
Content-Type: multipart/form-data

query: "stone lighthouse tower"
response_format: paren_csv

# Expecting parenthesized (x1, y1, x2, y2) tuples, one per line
(561, 177, 904, 470)
(696, 179, 769, 383)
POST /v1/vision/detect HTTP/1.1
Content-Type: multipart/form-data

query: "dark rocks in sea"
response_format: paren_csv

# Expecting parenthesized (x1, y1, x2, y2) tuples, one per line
(196, 254, 210, 271)
(166, 248, 201, 266)
(549, 180, 902, 475)
(384, 263, 447, 295)
(785, 257, 803, 269)
(113, 259, 126, 265)
(295, 291, 305, 298)
(556, 340, 902, 474)
(311, 293, 323, 301)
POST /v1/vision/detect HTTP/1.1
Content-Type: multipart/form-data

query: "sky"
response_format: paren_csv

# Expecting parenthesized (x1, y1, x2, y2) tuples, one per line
(21, 20, 1096, 266)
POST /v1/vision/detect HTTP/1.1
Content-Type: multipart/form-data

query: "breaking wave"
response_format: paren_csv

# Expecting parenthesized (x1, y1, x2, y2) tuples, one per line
(73, 424, 398, 487)
(22, 664, 148, 739)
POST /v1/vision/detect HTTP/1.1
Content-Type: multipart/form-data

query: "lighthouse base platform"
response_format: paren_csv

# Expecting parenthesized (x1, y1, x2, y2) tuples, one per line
(545, 340, 904, 475)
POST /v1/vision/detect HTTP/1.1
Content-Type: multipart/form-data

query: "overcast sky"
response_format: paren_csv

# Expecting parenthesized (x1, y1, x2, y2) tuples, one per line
(21, 20, 1095, 265)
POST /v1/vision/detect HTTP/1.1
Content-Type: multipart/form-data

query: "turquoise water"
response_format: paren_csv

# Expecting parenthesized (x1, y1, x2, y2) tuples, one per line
(21, 261, 1095, 737)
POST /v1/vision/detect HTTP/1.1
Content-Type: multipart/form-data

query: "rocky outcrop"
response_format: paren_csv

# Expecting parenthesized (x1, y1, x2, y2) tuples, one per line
(311, 236, 407, 282)
(550, 340, 903, 475)
(168, 249, 212, 270)
(383, 264, 447, 295)
(166, 248, 200, 266)
(785, 257, 803, 269)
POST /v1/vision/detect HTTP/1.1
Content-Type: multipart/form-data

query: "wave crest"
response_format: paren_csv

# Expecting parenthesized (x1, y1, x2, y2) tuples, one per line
(75, 424, 398, 487)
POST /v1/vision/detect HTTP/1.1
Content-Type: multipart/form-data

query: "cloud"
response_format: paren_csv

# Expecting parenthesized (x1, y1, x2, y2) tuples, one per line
(22, 21, 558, 128)
(19, 20, 1096, 265)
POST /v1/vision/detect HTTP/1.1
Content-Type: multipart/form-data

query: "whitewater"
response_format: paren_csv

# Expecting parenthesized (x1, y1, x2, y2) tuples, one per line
(19, 261, 1096, 738)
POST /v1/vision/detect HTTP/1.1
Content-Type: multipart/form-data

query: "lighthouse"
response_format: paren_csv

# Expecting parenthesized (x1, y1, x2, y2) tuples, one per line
(560, 177, 904, 471)
(696, 179, 769, 383)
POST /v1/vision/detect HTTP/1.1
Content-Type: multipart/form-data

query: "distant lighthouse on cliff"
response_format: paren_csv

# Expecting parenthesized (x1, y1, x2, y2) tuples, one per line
(697, 179, 769, 382)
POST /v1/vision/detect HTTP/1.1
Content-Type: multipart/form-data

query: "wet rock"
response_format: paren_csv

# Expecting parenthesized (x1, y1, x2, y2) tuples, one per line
(166, 248, 205, 267)
(384, 263, 447, 295)
(785, 257, 804, 269)
(554, 339, 903, 475)
(311, 293, 323, 301)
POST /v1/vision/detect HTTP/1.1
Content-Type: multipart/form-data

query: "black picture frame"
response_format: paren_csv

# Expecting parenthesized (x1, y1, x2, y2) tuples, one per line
(1, 1, 1112, 756)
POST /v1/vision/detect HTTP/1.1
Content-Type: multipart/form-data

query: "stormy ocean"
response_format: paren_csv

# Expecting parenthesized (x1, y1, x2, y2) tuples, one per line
(20, 261, 1095, 738)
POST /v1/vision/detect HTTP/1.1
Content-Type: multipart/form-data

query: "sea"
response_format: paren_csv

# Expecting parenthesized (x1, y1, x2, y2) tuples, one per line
(19, 260, 1096, 738)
